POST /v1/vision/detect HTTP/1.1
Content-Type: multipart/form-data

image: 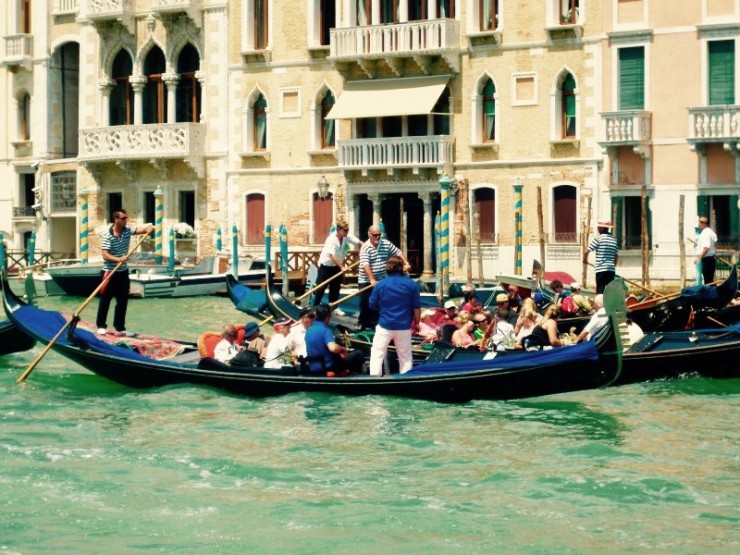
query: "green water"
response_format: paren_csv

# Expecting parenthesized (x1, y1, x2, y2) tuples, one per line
(2, 296, 739, 553)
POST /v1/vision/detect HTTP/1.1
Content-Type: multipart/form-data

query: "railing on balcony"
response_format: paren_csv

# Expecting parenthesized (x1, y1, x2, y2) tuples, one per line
(3, 34, 33, 66)
(151, 0, 201, 16)
(546, 232, 582, 244)
(53, 0, 79, 15)
(82, 0, 127, 20)
(330, 19, 459, 59)
(688, 105, 740, 143)
(338, 135, 454, 171)
(13, 206, 36, 218)
(600, 110, 651, 146)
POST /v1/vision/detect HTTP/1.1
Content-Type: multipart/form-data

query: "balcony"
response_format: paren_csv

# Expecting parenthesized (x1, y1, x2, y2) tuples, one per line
(2, 34, 33, 71)
(53, 0, 79, 17)
(337, 135, 454, 175)
(329, 19, 460, 77)
(598, 110, 652, 158)
(13, 206, 36, 219)
(79, 0, 133, 33)
(687, 105, 740, 152)
(78, 123, 205, 179)
(151, 0, 201, 28)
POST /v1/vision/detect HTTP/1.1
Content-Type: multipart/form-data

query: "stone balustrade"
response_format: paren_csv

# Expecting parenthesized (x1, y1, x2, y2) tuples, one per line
(338, 135, 454, 171)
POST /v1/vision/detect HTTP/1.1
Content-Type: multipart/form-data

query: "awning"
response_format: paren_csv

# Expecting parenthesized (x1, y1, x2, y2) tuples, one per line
(326, 75, 450, 120)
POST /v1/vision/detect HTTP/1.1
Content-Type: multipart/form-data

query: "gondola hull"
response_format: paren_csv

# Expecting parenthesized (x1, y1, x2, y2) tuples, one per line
(0, 318, 36, 355)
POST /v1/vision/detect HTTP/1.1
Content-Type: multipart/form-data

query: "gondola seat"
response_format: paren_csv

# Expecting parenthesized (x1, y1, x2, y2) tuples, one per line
(197, 325, 246, 357)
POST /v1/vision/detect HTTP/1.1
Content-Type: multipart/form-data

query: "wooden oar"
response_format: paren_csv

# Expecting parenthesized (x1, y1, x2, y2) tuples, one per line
(17, 233, 151, 383)
(586, 262, 661, 297)
(329, 283, 374, 309)
(707, 316, 727, 328)
(295, 261, 360, 303)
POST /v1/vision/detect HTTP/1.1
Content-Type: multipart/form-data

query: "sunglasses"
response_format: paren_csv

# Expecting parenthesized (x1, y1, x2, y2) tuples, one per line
(116, 216, 128, 221)
(370, 233, 381, 238)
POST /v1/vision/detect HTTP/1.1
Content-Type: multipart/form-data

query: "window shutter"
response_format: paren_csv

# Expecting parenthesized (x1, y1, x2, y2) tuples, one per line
(697, 195, 710, 219)
(708, 40, 735, 105)
(619, 47, 645, 110)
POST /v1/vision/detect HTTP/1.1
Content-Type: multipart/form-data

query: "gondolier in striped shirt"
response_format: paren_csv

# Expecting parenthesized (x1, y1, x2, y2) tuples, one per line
(585, 221, 619, 294)
(357, 225, 411, 330)
(96, 210, 154, 336)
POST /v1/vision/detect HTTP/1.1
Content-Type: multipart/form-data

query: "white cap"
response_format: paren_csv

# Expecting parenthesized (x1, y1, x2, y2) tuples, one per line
(444, 300, 457, 309)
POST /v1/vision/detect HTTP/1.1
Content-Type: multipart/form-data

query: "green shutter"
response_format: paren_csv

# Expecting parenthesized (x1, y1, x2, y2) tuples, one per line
(611, 197, 623, 249)
(697, 195, 710, 219)
(619, 47, 645, 110)
(730, 195, 740, 248)
(709, 40, 735, 105)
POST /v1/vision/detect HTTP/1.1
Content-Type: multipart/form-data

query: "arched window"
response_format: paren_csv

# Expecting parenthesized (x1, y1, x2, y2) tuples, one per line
(176, 44, 201, 123)
(561, 73, 576, 138)
(482, 78, 495, 142)
(553, 185, 577, 243)
(474, 188, 496, 243)
(479, 0, 499, 31)
(254, 0, 269, 49)
(319, 0, 336, 46)
(253, 94, 267, 150)
(321, 91, 335, 149)
(110, 50, 133, 126)
(143, 46, 167, 124)
(18, 92, 30, 140)
(560, 0, 579, 24)
(246, 193, 265, 244)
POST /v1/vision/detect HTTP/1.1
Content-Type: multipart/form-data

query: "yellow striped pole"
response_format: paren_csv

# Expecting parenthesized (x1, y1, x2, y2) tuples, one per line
(439, 173, 454, 291)
(153, 186, 164, 265)
(79, 187, 89, 264)
(513, 178, 523, 275)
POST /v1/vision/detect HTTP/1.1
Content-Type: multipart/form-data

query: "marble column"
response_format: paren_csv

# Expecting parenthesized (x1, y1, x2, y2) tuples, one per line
(418, 191, 434, 277)
(130, 76, 147, 125)
(367, 192, 383, 226)
(98, 79, 114, 126)
(163, 73, 180, 124)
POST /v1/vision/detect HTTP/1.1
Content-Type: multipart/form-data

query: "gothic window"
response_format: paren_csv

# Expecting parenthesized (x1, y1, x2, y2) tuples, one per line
(321, 91, 335, 149)
(253, 93, 267, 150)
(110, 50, 133, 126)
(176, 44, 201, 123)
(482, 78, 495, 142)
(143, 46, 167, 124)
(18, 92, 30, 140)
(561, 73, 576, 138)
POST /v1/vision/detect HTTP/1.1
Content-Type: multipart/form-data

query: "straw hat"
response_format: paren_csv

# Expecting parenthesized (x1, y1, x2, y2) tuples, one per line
(597, 221, 614, 229)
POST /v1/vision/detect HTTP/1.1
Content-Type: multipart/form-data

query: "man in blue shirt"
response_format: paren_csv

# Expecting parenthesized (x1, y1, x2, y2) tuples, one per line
(304, 304, 363, 376)
(368, 256, 421, 377)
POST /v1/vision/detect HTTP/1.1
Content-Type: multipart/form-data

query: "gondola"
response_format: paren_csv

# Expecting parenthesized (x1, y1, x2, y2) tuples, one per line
(224, 274, 270, 318)
(2, 277, 623, 403)
(0, 317, 36, 355)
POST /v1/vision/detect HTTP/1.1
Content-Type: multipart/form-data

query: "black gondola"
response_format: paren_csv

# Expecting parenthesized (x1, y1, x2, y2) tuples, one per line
(2, 277, 623, 403)
(0, 317, 36, 356)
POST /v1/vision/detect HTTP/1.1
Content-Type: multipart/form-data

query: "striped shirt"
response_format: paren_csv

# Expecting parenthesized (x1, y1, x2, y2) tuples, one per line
(588, 233, 619, 273)
(101, 225, 135, 271)
(358, 238, 401, 285)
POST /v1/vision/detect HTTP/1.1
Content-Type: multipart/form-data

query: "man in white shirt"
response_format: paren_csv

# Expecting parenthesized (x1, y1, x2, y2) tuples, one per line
(214, 324, 242, 363)
(576, 295, 608, 343)
(695, 216, 718, 284)
(264, 318, 294, 369)
(312, 221, 361, 310)
(287, 308, 316, 358)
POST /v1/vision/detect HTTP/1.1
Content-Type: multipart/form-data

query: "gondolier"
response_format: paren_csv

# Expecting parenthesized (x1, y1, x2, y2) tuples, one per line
(585, 221, 619, 294)
(95, 210, 154, 336)
(695, 216, 718, 284)
(312, 221, 361, 311)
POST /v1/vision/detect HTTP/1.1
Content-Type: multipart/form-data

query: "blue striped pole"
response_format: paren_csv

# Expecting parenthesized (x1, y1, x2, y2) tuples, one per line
(695, 225, 702, 285)
(513, 179, 523, 275)
(232, 223, 239, 278)
(264, 223, 272, 271)
(435, 212, 442, 302)
(153, 186, 164, 265)
(167, 227, 175, 272)
(439, 174, 454, 292)
(28, 231, 36, 268)
(79, 187, 89, 264)
(0, 232, 5, 273)
(216, 226, 222, 252)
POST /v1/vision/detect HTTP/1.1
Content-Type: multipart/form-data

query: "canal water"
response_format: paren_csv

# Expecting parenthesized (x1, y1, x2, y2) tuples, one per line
(2, 295, 738, 553)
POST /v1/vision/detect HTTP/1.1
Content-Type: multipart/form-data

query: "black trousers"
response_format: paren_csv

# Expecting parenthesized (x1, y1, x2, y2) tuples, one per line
(595, 270, 615, 294)
(358, 286, 378, 330)
(96, 270, 130, 331)
(312, 264, 342, 306)
(701, 256, 716, 284)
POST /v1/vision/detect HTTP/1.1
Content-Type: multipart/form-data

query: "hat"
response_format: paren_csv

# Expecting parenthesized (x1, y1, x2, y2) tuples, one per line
(444, 300, 457, 309)
(421, 308, 436, 318)
(593, 294, 604, 308)
(244, 321, 260, 338)
(570, 282, 581, 291)
(495, 293, 509, 303)
(273, 318, 293, 330)
(597, 221, 614, 229)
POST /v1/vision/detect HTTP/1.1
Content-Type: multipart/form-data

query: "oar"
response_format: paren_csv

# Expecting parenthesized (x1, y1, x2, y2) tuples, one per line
(586, 262, 661, 297)
(295, 261, 360, 303)
(328, 283, 374, 309)
(629, 278, 723, 311)
(17, 233, 151, 383)
(707, 316, 727, 328)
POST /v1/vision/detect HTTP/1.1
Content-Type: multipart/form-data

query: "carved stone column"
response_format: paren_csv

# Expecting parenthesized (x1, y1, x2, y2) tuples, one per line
(130, 76, 147, 125)
(163, 73, 180, 124)
(98, 79, 114, 126)
(195, 70, 206, 123)
(418, 191, 434, 277)
(351, 195, 362, 238)
(367, 192, 383, 226)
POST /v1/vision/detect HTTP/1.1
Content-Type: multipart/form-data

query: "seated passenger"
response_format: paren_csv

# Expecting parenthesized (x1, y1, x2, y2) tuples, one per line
(513, 307, 540, 348)
(480, 309, 515, 351)
(264, 318, 295, 369)
(241, 321, 267, 362)
(576, 295, 608, 344)
(570, 282, 594, 315)
(213, 324, 243, 364)
(304, 304, 364, 376)
(287, 308, 315, 359)
(416, 308, 439, 343)
(527, 306, 564, 348)
(451, 316, 479, 349)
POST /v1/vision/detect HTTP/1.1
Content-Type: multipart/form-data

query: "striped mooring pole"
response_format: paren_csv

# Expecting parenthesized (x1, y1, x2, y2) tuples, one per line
(153, 186, 164, 265)
(79, 187, 89, 264)
(513, 178, 524, 275)
(439, 173, 455, 292)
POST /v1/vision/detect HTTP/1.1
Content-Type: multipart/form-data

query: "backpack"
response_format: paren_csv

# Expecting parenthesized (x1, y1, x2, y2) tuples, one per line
(561, 295, 577, 316)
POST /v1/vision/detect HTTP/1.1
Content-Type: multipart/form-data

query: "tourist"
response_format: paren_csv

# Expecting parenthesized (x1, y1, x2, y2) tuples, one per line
(585, 221, 619, 294)
(264, 318, 295, 369)
(480, 309, 514, 351)
(451, 315, 479, 349)
(357, 225, 410, 330)
(214, 324, 243, 364)
(493, 292, 518, 325)
(241, 321, 267, 362)
(506, 285, 522, 313)
(287, 307, 315, 358)
(527, 306, 565, 348)
(695, 216, 718, 284)
(576, 295, 608, 343)
(95, 210, 154, 336)
(304, 304, 364, 376)
(312, 220, 361, 310)
(368, 256, 421, 376)
(460, 286, 481, 313)
(513, 307, 540, 347)
(416, 308, 439, 343)
(569, 282, 593, 315)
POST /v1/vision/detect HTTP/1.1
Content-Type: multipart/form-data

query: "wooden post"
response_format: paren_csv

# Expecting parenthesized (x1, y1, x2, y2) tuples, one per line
(679, 195, 686, 287)
(641, 184, 650, 288)
(466, 180, 473, 285)
(582, 196, 592, 288)
(537, 186, 546, 275)
(475, 210, 483, 287)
